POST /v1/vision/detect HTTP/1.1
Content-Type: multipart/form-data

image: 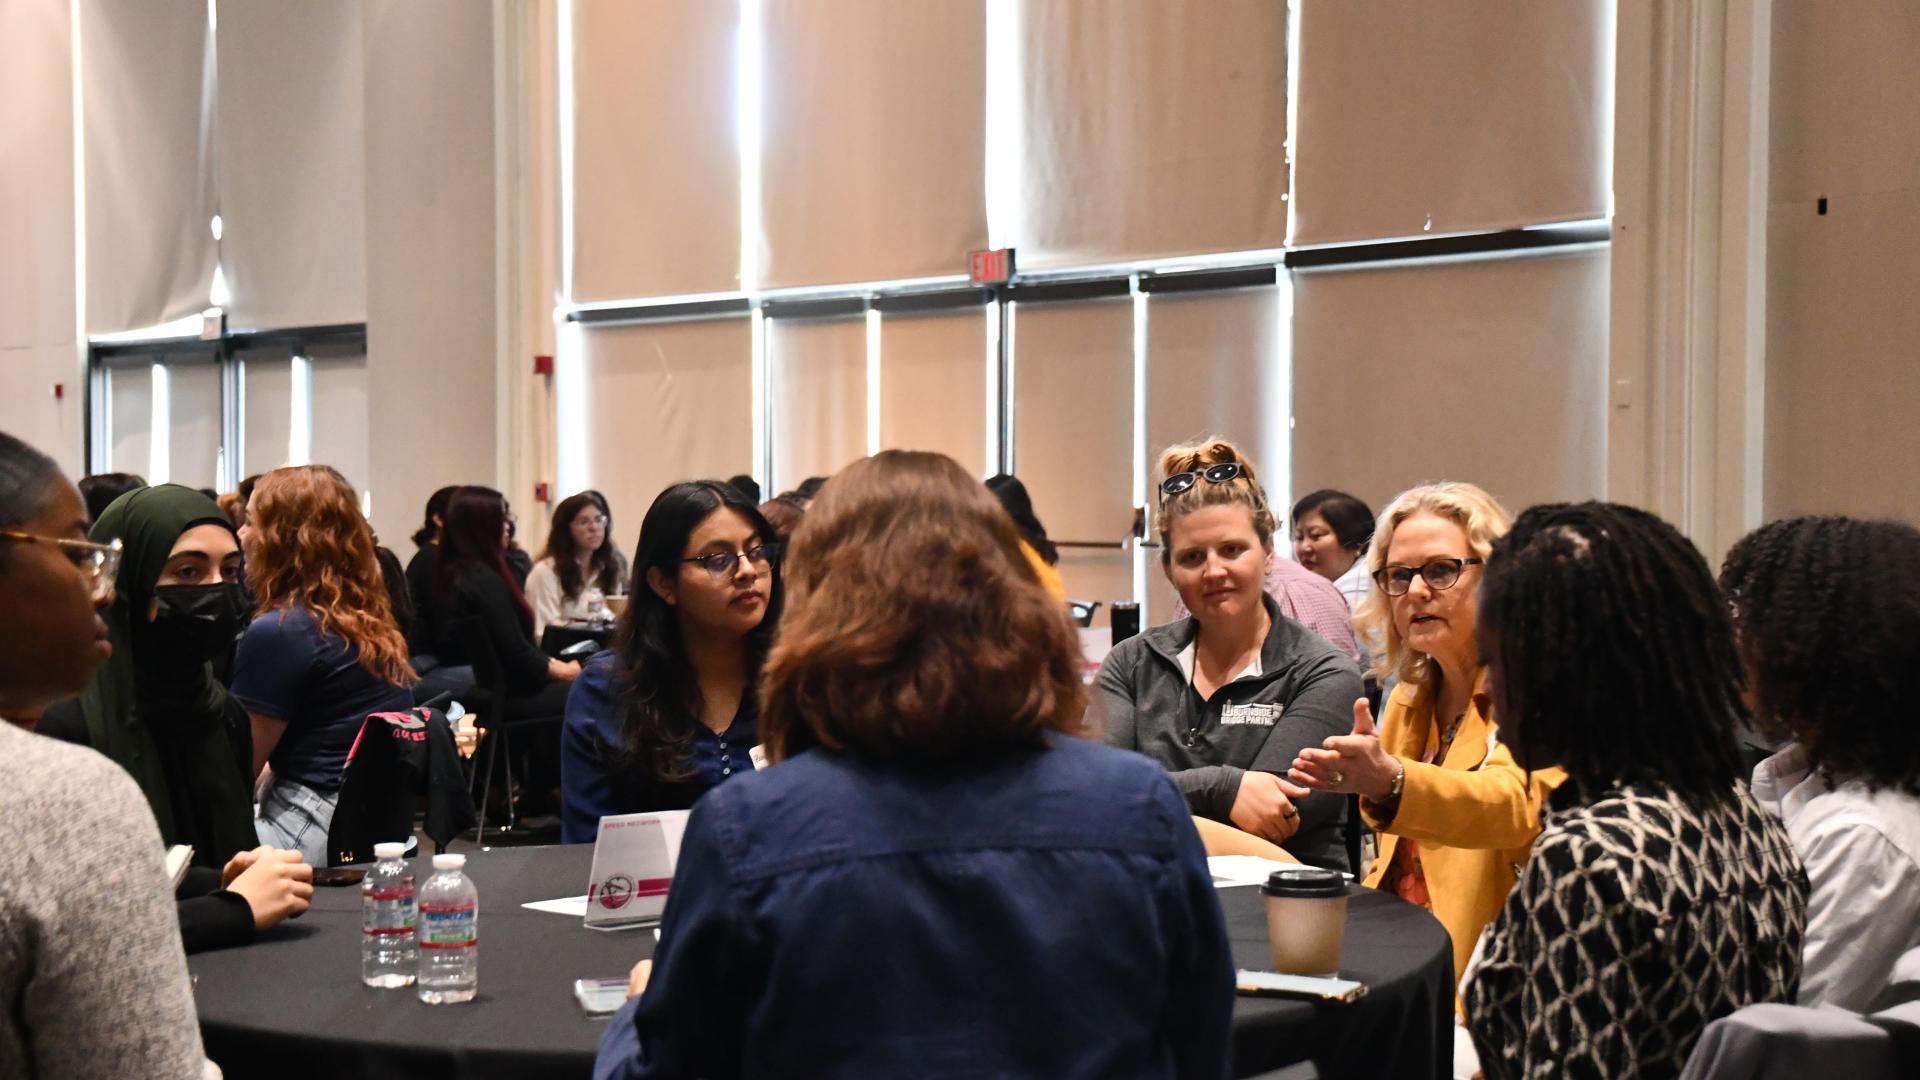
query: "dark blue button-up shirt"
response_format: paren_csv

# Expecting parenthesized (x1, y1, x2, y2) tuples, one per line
(560, 652, 758, 844)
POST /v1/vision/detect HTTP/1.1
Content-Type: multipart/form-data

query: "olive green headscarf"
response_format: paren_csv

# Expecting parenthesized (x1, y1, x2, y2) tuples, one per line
(78, 484, 257, 861)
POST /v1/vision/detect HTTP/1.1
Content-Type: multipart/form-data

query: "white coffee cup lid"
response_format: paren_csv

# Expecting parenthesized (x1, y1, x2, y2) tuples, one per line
(373, 842, 407, 859)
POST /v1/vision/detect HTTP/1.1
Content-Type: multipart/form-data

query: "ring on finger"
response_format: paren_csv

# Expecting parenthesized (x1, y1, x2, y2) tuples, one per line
(1330, 770, 1344, 785)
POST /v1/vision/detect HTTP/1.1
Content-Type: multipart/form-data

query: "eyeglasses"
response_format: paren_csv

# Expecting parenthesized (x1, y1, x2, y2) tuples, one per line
(575, 515, 608, 529)
(0, 531, 122, 601)
(1373, 556, 1482, 597)
(1159, 462, 1245, 500)
(681, 544, 778, 583)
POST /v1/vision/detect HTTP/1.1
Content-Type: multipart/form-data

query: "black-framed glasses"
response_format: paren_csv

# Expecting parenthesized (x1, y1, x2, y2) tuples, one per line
(0, 531, 122, 601)
(1373, 556, 1483, 597)
(681, 544, 778, 583)
(1159, 462, 1244, 500)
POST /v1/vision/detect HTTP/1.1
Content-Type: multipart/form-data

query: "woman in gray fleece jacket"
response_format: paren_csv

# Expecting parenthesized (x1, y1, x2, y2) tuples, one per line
(1097, 439, 1363, 871)
(0, 431, 210, 1079)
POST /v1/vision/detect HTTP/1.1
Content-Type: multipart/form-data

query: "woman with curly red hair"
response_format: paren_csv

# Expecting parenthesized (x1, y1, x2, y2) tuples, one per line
(234, 465, 417, 864)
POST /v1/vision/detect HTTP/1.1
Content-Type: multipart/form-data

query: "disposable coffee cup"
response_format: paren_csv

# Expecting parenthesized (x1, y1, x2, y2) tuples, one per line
(604, 594, 628, 617)
(1261, 867, 1349, 976)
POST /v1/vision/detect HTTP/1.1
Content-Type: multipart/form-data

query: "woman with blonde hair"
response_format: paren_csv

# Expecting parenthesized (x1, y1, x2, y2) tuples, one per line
(1096, 437, 1363, 870)
(595, 450, 1232, 1079)
(1288, 481, 1563, 990)
(234, 465, 417, 865)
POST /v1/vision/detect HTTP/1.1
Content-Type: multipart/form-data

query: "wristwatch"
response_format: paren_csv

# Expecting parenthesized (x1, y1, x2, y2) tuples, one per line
(1386, 762, 1406, 803)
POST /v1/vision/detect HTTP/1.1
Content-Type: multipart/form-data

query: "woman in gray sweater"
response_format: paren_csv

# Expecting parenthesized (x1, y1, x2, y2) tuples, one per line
(0, 430, 210, 1079)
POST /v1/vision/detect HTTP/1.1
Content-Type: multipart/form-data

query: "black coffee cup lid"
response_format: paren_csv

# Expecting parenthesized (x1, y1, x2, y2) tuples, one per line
(1260, 867, 1347, 899)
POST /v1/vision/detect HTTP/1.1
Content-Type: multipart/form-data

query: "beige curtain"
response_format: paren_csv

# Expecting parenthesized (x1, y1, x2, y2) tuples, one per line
(757, 0, 986, 289)
(1009, 296, 1135, 618)
(216, 0, 368, 329)
(1291, 0, 1611, 246)
(1014, 0, 1288, 270)
(239, 346, 294, 477)
(309, 347, 370, 496)
(106, 363, 154, 477)
(81, 0, 217, 333)
(1290, 249, 1611, 516)
(1, 0, 76, 351)
(877, 306, 990, 477)
(768, 315, 867, 494)
(575, 318, 755, 536)
(1143, 284, 1286, 624)
(167, 360, 223, 489)
(570, 0, 740, 302)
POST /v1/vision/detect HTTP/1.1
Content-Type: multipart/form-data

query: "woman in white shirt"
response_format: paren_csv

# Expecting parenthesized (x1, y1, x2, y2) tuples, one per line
(1291, 489, 1374, 611)
(527, 491, 630, 639)
(1722, 515, 1920, 1012)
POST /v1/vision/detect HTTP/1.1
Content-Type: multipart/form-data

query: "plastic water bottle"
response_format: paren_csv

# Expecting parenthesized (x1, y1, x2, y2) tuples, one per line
(361, 842, 417, 988)
(416, 853, 478, 1004)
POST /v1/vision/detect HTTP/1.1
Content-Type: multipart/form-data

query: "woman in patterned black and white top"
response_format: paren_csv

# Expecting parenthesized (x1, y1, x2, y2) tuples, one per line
(1466, 502, 1808, 1080)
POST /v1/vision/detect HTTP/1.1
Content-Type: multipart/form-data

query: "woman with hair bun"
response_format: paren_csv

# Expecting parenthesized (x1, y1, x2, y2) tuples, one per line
(234, 465, 417, 865)
(1290, 488, 1375, 610)
(1095, 437, 1363, 870)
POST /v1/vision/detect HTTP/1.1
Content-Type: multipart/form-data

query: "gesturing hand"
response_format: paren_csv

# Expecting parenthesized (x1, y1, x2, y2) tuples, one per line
(1288, 697, 1402, 804)
(1230, 770, 1312, 845)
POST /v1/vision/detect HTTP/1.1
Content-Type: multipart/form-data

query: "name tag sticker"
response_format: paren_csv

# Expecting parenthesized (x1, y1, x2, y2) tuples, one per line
(748, 744, 768, 771)
(1220, 703, 1282, 727)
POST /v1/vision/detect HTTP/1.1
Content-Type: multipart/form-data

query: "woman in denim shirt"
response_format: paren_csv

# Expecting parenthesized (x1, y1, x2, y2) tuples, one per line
(595, 451, 1235, 1080)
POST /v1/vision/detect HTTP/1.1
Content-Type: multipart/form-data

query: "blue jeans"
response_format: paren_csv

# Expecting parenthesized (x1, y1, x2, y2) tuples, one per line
(256, 776, 339, 867)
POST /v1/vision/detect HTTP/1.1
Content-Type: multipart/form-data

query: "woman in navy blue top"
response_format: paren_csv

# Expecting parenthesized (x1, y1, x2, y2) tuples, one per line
(594, 451, 1234, 1080)
(233, 466, 416, 866)
(560, 481, 781, 843)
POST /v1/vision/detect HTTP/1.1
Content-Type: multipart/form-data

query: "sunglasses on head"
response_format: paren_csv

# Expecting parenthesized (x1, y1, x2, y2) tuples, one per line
(1159, 462, 1244, 500)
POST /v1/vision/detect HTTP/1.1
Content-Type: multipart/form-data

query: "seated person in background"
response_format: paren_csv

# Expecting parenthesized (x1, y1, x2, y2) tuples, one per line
(986, 473, 1067, 602)
(757, 495, 806, 543)
(1096, 437, 1361, 870)
(561, 481, 779, 842)
(526, 490, 628, 638)
(77, 470, 145, 525)
(1289, 482, 1562, 990)
(1466, 502, 1807, 1080)
(0, 430, 214, 1077)
(1722, 516, 1920, 1012)
(504, 497, 534, 588)
(404, 485, 457, 657)
(372, 537, 414, 643)
(725, 473, 760, 504)
(595, 451, 1232, 1080)
(233, 466, 419, 867)
(1291, 488, 1375, 611)
(1169, 491, 1361, 663)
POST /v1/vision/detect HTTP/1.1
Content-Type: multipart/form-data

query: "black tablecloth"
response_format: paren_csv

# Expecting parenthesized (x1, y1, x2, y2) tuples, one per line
(190, 845, 1452, 1080)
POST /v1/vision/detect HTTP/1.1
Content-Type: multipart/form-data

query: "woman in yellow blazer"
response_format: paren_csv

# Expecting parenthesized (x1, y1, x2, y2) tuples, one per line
(1289, 482, 1563, 989)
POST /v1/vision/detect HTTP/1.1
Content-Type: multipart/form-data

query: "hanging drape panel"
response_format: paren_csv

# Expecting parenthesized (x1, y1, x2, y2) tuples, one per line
(309, 348, 370, 497)
(167, 360, 222, 490)
(107, 363, 154, 477)
(768, 315, 867, 494)
(1143, 283, 1286, 625)
(575, 318, 755, 536)
(756, 0, 987, 289)
(1290, 0, 1611, 246)
(1009, 296, 1135, 619)
(1013, 0, 1289, 270)
(1290, 249, 1611, 516)
(570, 0, 741, 303)
(876, 305, 990, 478)
(1, 0, 77, 350)
(216, 0, 368, 329)
(81, 0, 217, 334)
(239, 346, 294, 477)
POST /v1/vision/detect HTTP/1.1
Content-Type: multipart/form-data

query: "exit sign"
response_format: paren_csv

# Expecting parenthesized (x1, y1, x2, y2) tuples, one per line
(968, 247, 1015, 285)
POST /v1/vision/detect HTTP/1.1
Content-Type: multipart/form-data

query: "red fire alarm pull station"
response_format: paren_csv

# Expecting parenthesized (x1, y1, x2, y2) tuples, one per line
(968, 248, 1015, 286)
(52, 383, 64, 399)
(535, 482, 551, 504)
(533, 354, 554, 376)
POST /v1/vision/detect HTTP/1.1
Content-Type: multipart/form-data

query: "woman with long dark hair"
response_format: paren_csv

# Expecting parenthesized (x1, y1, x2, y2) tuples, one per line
(526, 490, 629, 638)
(560, 481, 780, 842)
(985, 473, 1065, 601)
(429, 485, 580, 694)
(234, 466, 418, 865)
(404, 485, 458, 656)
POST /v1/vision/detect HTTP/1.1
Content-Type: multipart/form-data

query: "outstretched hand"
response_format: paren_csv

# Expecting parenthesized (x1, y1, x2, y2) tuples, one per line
(1288, 697, 1401, 803)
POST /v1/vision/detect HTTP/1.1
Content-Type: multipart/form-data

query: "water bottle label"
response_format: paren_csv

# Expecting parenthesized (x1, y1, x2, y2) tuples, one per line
(418, 902, 477, 949)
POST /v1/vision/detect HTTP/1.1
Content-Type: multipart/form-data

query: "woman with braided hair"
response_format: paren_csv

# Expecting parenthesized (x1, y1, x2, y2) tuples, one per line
(1723, 515, 1920, 1011)
(1465, 502, 1807, 1080)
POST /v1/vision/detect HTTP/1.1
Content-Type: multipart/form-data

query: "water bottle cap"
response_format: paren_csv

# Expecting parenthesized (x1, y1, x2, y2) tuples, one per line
(373, 842, 407, 859)
(432, 854, 466, 871)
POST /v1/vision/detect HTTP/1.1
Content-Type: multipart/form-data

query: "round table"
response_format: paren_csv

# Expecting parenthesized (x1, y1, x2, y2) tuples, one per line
(190, 845, 1452, 1079)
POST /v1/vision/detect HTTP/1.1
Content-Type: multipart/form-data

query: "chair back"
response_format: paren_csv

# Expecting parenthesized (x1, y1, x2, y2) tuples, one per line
(325, 707, 477, 866)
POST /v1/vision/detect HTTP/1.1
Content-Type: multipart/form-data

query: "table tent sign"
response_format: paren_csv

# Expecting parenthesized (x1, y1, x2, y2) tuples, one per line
(583, 810, 690, 931)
